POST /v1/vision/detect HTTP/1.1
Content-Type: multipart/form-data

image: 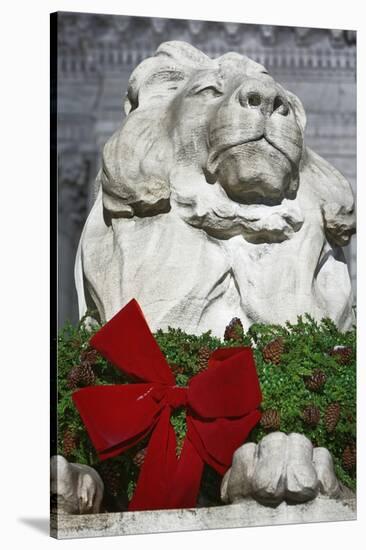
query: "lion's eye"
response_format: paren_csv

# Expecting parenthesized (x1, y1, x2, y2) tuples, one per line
(194, 86, 223, 98)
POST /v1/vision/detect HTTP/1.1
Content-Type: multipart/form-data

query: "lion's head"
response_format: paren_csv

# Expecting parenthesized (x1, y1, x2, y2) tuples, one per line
(99, 41, 354, 245)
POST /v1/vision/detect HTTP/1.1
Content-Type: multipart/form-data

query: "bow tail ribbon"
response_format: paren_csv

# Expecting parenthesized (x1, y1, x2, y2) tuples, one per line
(129, 404, 261, 511)
(73, 386, 205, 511)
(129, 407, 204, 511)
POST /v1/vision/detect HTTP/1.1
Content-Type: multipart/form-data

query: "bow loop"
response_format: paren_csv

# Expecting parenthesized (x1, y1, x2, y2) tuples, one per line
(90, 299, 175, 385)
(187, 347, 262, 419)
(72, 383, 161, 461)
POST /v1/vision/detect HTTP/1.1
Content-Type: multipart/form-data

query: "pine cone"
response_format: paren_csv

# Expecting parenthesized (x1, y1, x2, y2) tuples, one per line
(197, 346, 211, 373)
(99, 460, 123, 496)
(260, 409, 281, 431)
(325, 402, 341, 432)
(67, 365, 81, 390)
(302, 405, 320, 427)
(63, 428, 78, 457)
(224, 318, 243, 342)
(170, 363, 184, 377)
(342, 442, 356, 471)
(304, 369, 327, 392)
(80, 347, 100, 365)
(133, 447, 147, 469)
(67, 364, 95, 389)
(79, 363, 96, 386)
(262, 337, 284, 365)
(329, 346, 353, 365)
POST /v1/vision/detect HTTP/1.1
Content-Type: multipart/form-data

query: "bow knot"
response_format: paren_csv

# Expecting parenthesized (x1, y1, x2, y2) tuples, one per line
(164, 385, 188, 410)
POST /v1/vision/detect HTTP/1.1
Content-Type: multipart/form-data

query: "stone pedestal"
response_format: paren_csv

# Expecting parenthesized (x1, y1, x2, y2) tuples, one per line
(51, 496, 356, 539)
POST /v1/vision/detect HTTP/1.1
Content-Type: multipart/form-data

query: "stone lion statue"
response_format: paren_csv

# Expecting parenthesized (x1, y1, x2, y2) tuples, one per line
(50, 455, 104, 514)
(75, 41, 355, 336)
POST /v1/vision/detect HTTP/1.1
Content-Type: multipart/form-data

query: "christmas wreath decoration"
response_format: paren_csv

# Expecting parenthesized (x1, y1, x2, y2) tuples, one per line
(57, 309, 356, 511)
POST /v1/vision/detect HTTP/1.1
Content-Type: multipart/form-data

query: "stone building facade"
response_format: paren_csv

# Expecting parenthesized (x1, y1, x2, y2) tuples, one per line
(55, 12, 356, 327)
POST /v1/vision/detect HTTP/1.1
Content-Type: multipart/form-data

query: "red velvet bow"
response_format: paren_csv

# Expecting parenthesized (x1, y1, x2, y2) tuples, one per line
(72, 299, 262, 511)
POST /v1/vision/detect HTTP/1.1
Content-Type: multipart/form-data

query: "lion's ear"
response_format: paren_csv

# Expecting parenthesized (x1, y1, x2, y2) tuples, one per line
(124, 95, 132, 116)
(100, 119, 172, 219)
(303, 148, 356, 246)
(287, 91, 307, 135)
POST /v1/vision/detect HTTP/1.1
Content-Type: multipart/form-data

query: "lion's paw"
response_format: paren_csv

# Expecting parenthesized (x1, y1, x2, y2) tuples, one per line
(221, 432, 340, 506)
(51, 455, 104, 514)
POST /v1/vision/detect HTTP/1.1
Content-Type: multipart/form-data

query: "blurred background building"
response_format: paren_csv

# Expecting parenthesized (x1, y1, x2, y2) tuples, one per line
(56, 12, 356, 328)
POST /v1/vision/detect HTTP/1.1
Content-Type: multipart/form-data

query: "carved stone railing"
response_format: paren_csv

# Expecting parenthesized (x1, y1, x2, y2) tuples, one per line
(57, 14, 356, 77)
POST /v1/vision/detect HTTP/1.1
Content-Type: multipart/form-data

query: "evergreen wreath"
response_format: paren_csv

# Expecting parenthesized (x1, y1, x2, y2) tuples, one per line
(57, 313, 356, 511)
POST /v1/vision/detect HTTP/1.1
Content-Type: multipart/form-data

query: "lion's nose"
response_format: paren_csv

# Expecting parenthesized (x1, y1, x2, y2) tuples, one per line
(237, 80, 289, 117)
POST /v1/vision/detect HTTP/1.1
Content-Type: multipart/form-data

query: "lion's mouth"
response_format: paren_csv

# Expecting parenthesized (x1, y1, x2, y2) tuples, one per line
(206, 136, 294, 177)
